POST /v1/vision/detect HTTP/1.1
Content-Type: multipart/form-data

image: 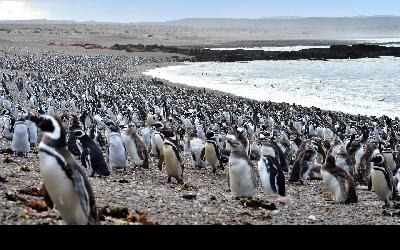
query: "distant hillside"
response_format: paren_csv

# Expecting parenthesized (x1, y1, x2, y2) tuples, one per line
(162, 16, 400, 30)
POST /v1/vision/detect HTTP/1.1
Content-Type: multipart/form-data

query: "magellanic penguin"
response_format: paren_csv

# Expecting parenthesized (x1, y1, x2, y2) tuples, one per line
(31, 115, 99, 225)
(122, 126, 149, 169)
(73, 130, 110, 177)
(162, 130, 184, 184)
(11, 117, 30, 158)
(370, 154, 394, 208)
(201, 130, 223, 173)
(258, 156, 285, 197)
(227, 139, 258, 198)
(289, 142, 317, 185)
(107, 125, 128, 171)
(321, 156, 358, 204)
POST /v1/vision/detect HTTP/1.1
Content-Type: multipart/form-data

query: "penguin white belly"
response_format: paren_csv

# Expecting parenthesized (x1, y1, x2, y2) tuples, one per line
(371, 169, 392, 202)
(108, 137, 127, 169)
(383, 154, 396, 172)
(205, 143, 219, 168)
(258, 163, 274, 196)
(163, 145, 182, 178)
(11, 126, 30, 153)
(354, 148, 364, 171)
(155, 134, 164, 156)
(38, 153, 87, 225)
(321, 170, 346, 203)
(229, 158, 257, 198)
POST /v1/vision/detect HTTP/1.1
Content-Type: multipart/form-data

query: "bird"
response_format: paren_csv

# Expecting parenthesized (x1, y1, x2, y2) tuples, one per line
(122, 126, 149, 169)
(227, 139, 258, 198)
(321, 156, 358, 204)
(162, 130, 184, 184)
(258, 156, 285, 197)
(11, 117, 30, 158)
(370, 154, 394, 208)
(31, 115, 99, 225)
(201, 130, 223, 173)
(107, 125, 128, 171)
(73, 130, 110, 177)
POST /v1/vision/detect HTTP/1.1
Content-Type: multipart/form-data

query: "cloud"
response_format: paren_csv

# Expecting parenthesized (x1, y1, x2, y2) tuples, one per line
(0, 0, 47, 20)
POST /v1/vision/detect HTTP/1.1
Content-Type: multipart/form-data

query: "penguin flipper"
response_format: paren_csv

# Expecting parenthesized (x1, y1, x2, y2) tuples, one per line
(200, 147, 206, 161)
(71, 166, 99, 225)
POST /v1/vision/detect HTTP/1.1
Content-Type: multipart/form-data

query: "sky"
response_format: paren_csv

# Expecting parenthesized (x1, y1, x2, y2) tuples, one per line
(0, 0, 399, 22)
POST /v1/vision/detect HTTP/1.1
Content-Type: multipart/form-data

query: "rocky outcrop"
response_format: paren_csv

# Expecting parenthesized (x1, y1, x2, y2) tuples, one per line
(110, 44, 400, 62)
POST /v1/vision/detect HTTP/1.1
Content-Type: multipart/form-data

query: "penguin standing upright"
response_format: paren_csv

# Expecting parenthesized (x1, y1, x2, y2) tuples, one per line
(122, 126, 149, 169)
(370, 154, 394, 208)
(258, 156, 285, 197)
(11, 117, 30, 158)
(26, 116, 38, 147)
(73, 130, 110, 177)
(321, 156, 358, 204)
(289, 142, 317, 185)
(31, 115, 99, 225)
(227, 139, 258, 198)
(107, 125, 128, 171)
(162, 130, 184, 184)
(201, 131, 223, 173)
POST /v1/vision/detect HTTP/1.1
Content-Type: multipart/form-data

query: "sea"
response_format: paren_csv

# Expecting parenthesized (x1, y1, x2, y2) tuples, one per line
(144, 39, 400, 118)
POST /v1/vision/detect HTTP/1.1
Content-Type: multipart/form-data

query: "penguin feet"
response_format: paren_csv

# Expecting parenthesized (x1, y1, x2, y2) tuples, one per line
(212, 168, 217, 174)
(177, 179, 184, 185)
(382, 202, 391, 209)
(167, 177, 172, 183)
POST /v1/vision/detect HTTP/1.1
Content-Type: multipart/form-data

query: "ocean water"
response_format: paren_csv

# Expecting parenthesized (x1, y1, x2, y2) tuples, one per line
(144, 57, 400, 118)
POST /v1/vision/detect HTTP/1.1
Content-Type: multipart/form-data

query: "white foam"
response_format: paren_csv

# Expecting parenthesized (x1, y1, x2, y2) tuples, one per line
(208, 46, 330, 52)
(144, 58, 400, 118)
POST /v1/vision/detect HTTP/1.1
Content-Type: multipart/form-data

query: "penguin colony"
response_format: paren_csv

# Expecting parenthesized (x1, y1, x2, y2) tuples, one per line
(0, 44, 400, 225)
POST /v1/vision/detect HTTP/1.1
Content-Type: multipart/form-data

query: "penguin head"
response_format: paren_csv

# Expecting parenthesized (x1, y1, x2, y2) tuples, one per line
(206, 130, 215, 140)
(324, 155, 336, 169)
(31, 115, 65, 141)
(227, 139, 244, 151)
(371, 154, 385, 165)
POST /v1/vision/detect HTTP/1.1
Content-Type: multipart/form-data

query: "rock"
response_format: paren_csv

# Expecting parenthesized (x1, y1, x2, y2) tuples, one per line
(0, 175, 7, 183)
(240, 198, 277, 210)
(182, 194, 197, 200)
(18, 188, 44, 197)
(99, 206, 129, 219)
(309, 215, 317, 221)
(5, 192, 27, 203)
(118, 179, 129, 184)
(28, 200, 48, 212)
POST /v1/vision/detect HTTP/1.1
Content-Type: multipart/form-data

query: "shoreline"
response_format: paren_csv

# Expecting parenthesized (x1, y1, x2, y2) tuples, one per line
(139, 63, 377, 120)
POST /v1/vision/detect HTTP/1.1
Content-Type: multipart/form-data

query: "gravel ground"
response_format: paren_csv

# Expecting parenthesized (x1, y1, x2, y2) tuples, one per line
(1, 146, 400, 225)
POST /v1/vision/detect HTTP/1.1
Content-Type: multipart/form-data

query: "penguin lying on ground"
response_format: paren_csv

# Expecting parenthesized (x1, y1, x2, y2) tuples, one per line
(31, 115, 99, 225)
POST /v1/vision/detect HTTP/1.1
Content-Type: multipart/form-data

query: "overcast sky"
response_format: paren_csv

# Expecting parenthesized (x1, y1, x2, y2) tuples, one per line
(0, 0, 399, 22)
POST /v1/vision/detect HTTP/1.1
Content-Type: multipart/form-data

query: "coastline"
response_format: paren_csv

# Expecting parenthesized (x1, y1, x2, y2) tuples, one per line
(139, 63, 376, 120)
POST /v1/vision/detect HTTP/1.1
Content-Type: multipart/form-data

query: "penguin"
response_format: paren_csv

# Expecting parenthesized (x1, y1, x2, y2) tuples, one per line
(201, 130, 223, 173)
(26, 116, 38, 147)
(258, 156, 285, 197)
(73, 130, 110, 177)
(107, 125, 128, 171)
(321, 156, 358, 204)
(152, 122, 165, 162)
(289, 142, 317, 185)
(370, 154, 394, 208)
(31, 115, 99, 225)
(122, 126, 149, 169)
(227, 139, 258, 198)
(67, 115, 83, 157)
(11, 117, 30, 158)
(162, 130, 184, 184)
